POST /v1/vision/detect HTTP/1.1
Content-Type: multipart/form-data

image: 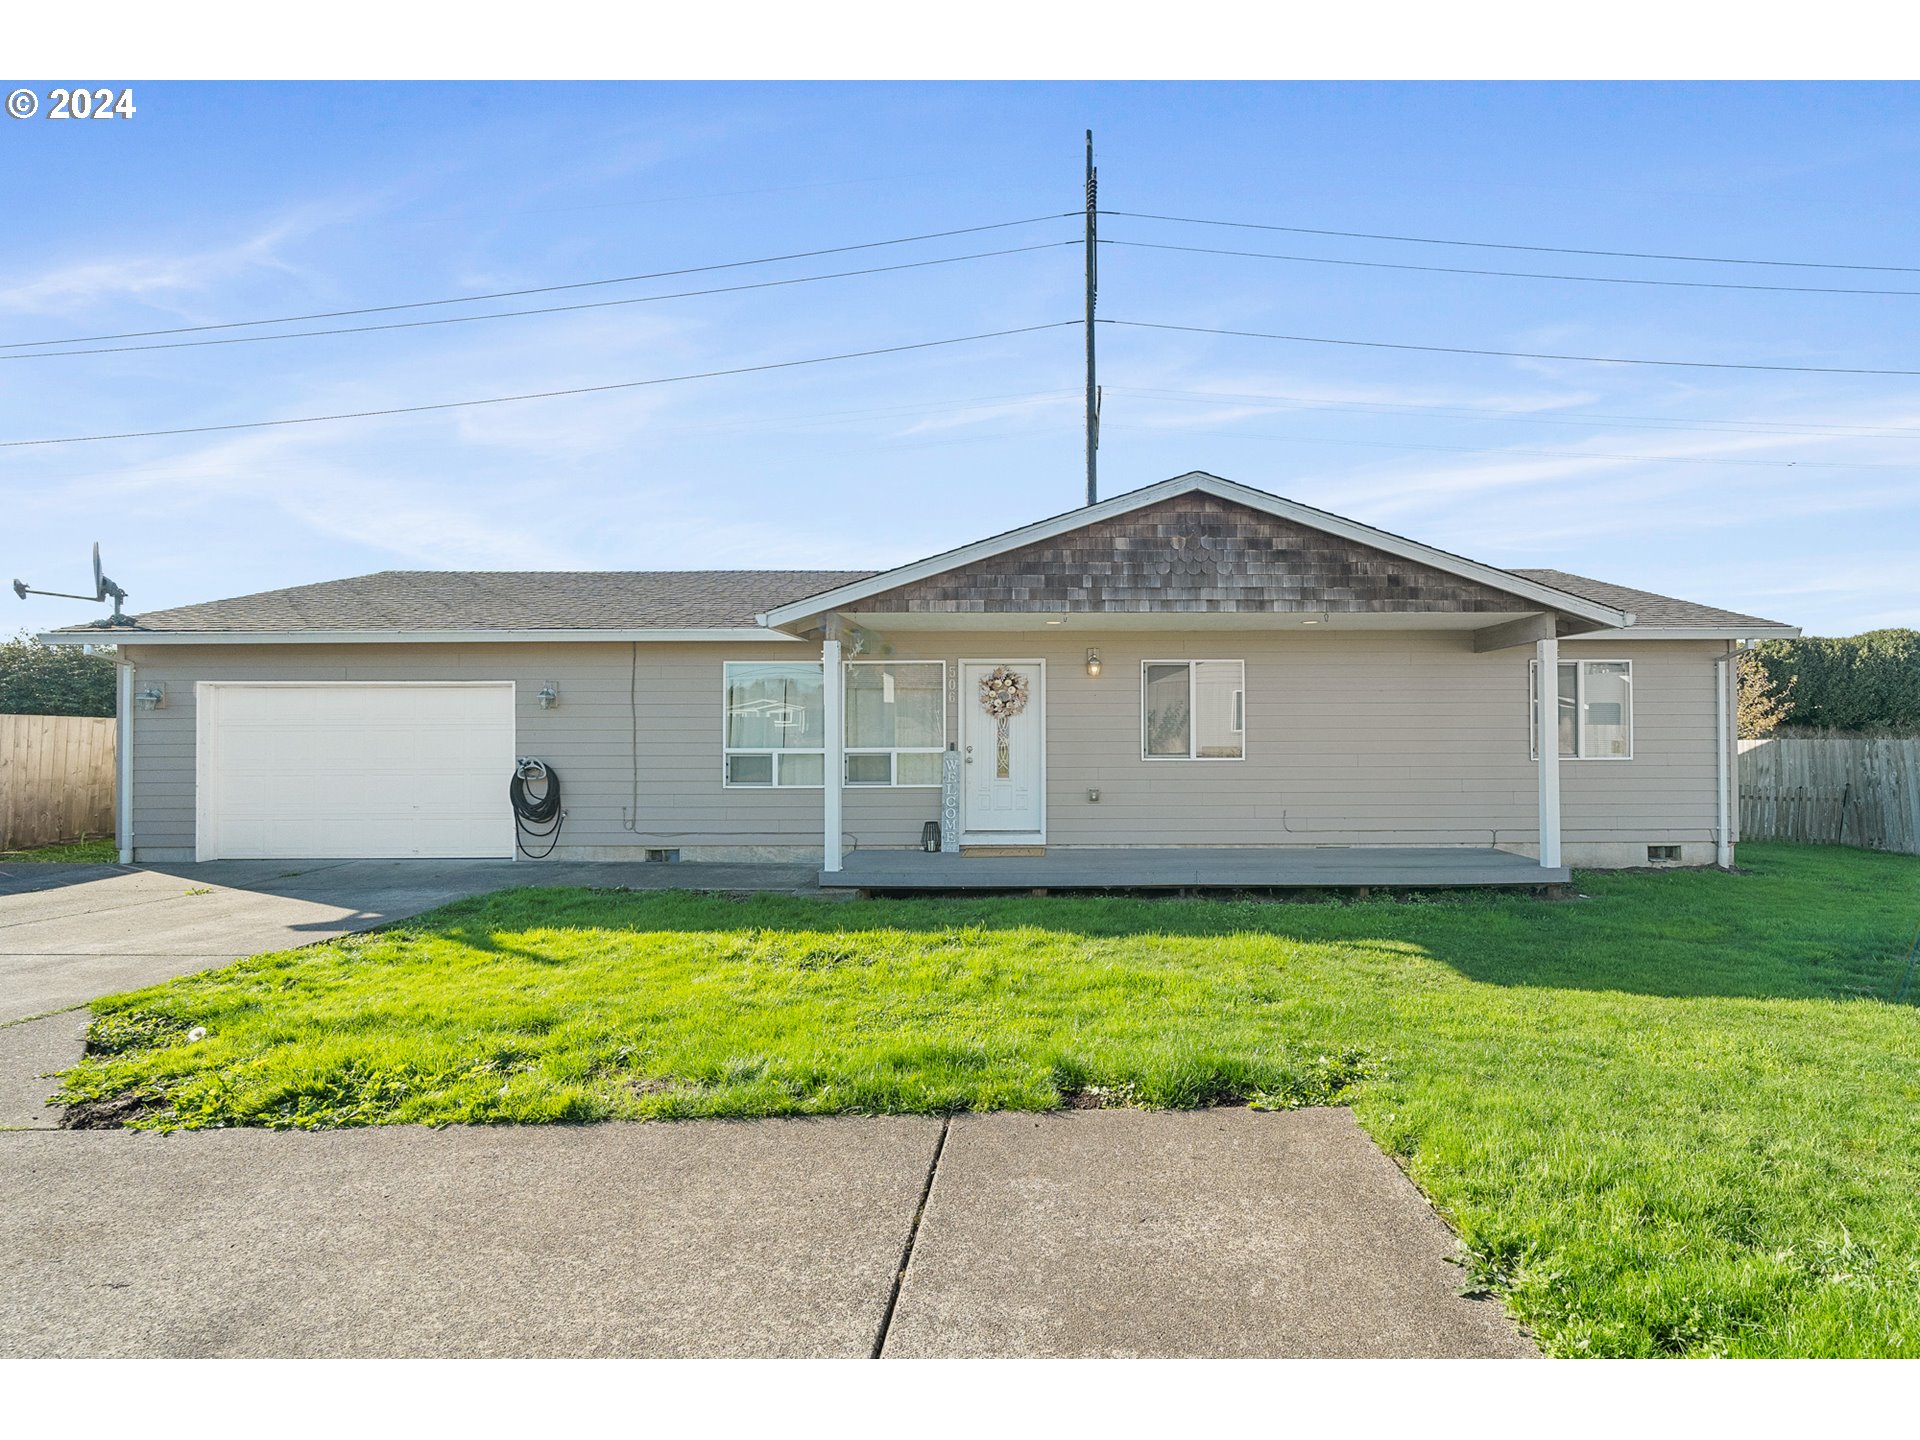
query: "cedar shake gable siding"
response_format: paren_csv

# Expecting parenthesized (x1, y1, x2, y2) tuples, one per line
(841, 493, 1539, 616)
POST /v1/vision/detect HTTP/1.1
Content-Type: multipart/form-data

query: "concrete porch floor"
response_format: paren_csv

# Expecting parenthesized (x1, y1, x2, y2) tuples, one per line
(824, 845, 1571, 893)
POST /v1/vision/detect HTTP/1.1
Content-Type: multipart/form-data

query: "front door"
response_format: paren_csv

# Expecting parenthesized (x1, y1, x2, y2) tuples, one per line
(960, 660, 1045, 841)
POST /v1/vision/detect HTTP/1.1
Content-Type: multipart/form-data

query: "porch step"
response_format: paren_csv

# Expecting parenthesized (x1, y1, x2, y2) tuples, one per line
(960, 845, 1047, 858)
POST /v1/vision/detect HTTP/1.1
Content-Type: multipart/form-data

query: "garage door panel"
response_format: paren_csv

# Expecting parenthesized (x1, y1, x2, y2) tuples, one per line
(200, 683, 515, 860)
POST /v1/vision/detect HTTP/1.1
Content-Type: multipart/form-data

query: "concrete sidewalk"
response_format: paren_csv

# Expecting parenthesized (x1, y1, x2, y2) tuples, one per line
(0, 1108, 1533, 1358)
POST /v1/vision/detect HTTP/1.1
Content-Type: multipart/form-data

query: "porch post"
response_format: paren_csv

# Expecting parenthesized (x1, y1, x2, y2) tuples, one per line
(1535, 634, 1562, 869)
(822, 633, 843, 872)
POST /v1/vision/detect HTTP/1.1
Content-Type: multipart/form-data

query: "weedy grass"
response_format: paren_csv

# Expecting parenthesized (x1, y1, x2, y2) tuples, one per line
(0, 837, 116, 864)
(54, 841, 1920, 1356)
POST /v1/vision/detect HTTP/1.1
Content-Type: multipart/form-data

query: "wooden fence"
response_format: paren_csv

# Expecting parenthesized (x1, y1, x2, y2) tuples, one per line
(1739, 736, 1920, 855)
(0, 715, 116, 852)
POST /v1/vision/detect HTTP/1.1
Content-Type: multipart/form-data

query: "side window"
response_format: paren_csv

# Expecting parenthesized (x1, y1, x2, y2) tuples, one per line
(1142, 660, 1245, 760)
(723, 662, 826, 786)
(1531, 659, 1633, 760)
(844, 661, 946, 786)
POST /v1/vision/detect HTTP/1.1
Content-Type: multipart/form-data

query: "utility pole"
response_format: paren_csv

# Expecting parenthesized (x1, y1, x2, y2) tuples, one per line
(1084, 129, 1099, 507)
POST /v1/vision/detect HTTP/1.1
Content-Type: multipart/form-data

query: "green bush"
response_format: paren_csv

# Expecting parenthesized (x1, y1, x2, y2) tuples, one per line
(0, 633, 116, 716)
(1748, 629, 1920, 733)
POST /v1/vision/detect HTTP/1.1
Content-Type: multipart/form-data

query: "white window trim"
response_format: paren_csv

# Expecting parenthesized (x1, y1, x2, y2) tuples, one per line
(1140, 659, 1247, 762)
(844, 659, 947, 788)
(1530, 656, 1634, 762)
(722, 660, 826, 789)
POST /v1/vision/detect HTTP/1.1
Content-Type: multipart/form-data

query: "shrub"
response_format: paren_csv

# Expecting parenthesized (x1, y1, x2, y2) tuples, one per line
(0, 633, 116, 716)
(1748, 630, 1920, 734)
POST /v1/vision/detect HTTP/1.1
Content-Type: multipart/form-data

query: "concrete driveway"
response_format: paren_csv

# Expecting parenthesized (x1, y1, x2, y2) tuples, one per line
(0, 857, 817, 1025)
(0, 857, 814, 1128)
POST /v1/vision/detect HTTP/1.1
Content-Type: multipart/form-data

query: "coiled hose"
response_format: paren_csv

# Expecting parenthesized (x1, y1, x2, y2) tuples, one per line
(510, 758, 563, 859)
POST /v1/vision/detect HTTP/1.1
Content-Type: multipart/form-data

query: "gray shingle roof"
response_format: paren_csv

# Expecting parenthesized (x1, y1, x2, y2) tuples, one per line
(103, 570, 876, 633)
(70, 562, 1790, 637)
(1510, 569, 1792, 632)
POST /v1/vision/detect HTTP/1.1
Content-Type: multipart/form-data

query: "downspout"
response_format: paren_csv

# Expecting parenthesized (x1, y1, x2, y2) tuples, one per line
(822, 627, 844, 873)
(1714, 650, 1733, 869)
(115, 660, 134, 865)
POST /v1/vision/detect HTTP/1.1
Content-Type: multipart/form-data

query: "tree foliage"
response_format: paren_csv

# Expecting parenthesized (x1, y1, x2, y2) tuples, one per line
(1736, 652, 1793, 739)
(1747, 629, 1920, 734)
(0, 633, 117, 716)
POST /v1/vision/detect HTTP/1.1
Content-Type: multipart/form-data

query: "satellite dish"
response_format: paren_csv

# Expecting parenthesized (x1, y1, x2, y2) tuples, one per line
(12, 542, 132, 626)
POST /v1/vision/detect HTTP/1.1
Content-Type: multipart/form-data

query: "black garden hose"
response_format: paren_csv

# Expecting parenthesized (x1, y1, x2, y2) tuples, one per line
(510, 758, 564, 859)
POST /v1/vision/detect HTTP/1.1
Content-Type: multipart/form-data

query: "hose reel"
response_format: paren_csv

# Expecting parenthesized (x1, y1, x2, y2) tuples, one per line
(509, 757, 564, 859)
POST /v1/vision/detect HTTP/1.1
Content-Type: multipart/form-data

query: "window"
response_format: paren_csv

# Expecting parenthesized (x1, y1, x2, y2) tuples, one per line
(724, 662, 825, 786)
(1142, 660, 1245, 760)
(1530, 658, 1633, 760)
(845, 661, 945, 786)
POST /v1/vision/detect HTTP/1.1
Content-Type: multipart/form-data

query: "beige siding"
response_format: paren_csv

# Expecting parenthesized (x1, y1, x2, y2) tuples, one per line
(119, 632, 1726, 863)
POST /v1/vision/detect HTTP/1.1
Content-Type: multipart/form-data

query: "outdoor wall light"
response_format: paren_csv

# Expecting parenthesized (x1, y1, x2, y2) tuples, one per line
(537, 683, 560, 710)
(134, 685, 164, 710)
(1085, 647, 1102, 678)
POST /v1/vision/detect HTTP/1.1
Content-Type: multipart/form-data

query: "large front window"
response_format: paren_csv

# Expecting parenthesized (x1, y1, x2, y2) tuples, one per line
(723, 662, 825, 786)
(844, 661, 946, 786)
(1142, 660, 1245, 760)
(1531, 658, 1633, 759)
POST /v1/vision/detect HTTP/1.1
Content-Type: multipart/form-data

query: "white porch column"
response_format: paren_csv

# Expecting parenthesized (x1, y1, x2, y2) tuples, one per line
(822, 635, 844, 872)
(1728, 652, 1743, 867)
(1535, 634, 1562, 870)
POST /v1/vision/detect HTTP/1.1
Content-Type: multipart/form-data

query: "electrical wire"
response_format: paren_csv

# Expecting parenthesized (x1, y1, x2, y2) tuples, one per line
(1099, 209, 1920, 275)
(1099, 237, 1920, 299)
(0, 212, 1079, 351)
(1100, 318, 1920, 378)
(1103, 384, 1920, 443)
(6, 241, 1078, 360)
(0, 321, 1078, 448)
(1096, 417, 1913, 471)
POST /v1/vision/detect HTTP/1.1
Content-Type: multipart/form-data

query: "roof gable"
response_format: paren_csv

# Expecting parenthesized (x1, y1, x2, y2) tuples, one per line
(839, 489, 1538, 617)
(764, 472, 1630, 628)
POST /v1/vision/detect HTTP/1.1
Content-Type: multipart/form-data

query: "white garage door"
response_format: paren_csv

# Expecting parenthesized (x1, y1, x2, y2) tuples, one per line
(196, 682, 516, 860)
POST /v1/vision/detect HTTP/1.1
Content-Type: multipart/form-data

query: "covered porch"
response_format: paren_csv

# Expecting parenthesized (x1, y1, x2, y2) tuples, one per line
(821, 844, 1570, 894)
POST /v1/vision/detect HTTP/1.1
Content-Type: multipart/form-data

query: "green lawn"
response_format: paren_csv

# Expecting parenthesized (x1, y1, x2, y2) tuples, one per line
(0, 837, 116, 863)
(55, 842, 1920, 1356)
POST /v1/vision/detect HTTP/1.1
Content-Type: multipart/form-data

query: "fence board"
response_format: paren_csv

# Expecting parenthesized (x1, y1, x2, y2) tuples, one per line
(1739, 736, 1920, 855)
(0, 714, 116, 851)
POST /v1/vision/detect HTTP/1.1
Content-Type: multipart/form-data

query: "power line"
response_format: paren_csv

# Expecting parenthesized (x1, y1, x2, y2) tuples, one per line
(0, 321, 1077, 449)
(1105, 384, 1920, 443)
(7, 242, 1078, 360)
(1101, 318, 1920, 378)
(1098, 418, 1913, 471)
(0, 213, 1079, 351)
(1100, 237, 1920, 299)
(1100, 209, 1920, 275)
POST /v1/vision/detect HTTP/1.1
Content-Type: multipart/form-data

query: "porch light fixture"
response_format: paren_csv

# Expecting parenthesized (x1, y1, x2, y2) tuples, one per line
(1044, 617, 1064, 625)
(1084, 647, 1102, 678)
(133, 684, 164, 710)
(537, 683, 560, 710)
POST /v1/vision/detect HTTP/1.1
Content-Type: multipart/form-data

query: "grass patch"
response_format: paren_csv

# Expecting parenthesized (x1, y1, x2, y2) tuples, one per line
(55, 842, 1920, 1356)
(0, 837, 116, 863)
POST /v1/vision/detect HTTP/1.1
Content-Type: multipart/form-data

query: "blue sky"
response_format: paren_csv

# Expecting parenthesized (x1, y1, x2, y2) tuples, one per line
(4, 80, 1917, 636)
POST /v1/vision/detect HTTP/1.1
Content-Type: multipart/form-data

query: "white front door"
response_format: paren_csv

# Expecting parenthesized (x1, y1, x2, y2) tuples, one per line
(960, 661, 1045, 840)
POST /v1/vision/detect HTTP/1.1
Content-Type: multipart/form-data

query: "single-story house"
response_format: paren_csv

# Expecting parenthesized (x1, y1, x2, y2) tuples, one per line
(46, 471, 1797, 888)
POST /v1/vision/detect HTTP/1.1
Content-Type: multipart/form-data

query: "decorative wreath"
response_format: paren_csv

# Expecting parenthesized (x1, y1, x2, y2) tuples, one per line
(977, 666, 1030, 720)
